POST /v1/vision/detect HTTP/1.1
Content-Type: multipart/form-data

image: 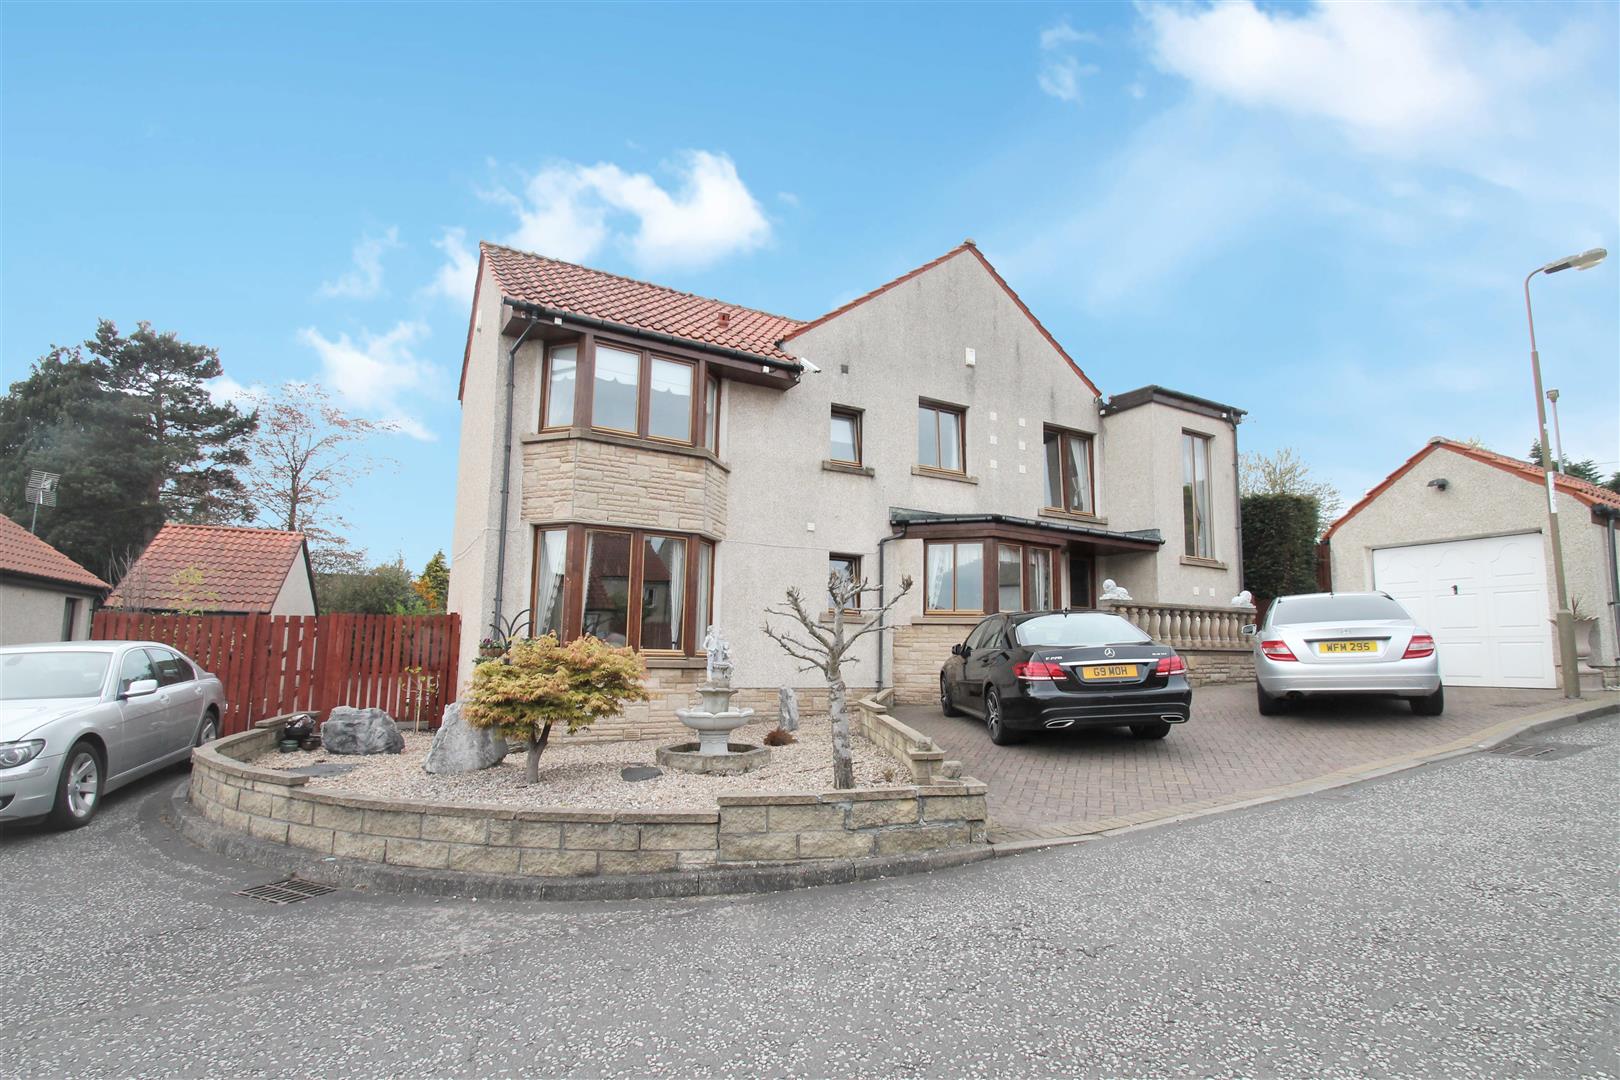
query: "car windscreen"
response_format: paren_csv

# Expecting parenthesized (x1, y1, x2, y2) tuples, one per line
(0, 651, 113, 700)
(1013, 613, 1151, 647)
(1270, 595, 1410, 625)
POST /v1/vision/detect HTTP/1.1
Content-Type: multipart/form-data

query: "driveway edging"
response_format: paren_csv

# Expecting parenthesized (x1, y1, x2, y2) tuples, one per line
(988, 694, 1618, 857)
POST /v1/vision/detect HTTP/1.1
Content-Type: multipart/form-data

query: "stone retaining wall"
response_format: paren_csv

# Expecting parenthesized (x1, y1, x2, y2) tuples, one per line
(189, 718, 986, 881)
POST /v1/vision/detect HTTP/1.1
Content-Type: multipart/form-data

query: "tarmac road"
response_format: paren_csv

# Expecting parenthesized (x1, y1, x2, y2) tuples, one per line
(2, 716, 1615, 1079)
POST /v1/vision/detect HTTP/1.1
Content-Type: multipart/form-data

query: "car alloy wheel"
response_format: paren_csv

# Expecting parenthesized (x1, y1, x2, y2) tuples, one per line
(985, 688, 1019, 745)
(197, 714, 219, 746)
(940, 675, 961, 717)
(66, 753, 98, 817)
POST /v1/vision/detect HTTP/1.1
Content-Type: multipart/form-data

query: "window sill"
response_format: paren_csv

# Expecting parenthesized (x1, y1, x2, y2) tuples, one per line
(1039, 508, 1107, 527)
(822, 460, 874, 477)
(1180, 555, 1229, 570)
(911, 614, 984, 626)
(645, 656, 707, 670)
(911, 466, 978, 485)
(522, 428, 729, 472)
(819, 610, 873, 625)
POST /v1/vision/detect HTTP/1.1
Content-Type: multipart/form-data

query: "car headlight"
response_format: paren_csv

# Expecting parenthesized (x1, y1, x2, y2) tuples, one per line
(0, 740, 46, 769)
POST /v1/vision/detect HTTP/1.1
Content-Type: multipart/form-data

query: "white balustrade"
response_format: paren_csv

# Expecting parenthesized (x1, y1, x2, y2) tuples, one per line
(1104, 599, 1255, 651)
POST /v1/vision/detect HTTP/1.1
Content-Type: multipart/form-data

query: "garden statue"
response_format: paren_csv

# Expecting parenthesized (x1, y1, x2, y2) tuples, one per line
(703, 624, 734, 686)
(1099, 579, 1133, 602)
(1231, 589, 1254, 608)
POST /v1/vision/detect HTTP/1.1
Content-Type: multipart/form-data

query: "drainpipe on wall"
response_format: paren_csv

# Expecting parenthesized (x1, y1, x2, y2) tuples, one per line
(874, 527, 913, 689)
(1231, 415, 1245, 593)
(1601, 506, 1620, 672)
(490, 318, 539, 639)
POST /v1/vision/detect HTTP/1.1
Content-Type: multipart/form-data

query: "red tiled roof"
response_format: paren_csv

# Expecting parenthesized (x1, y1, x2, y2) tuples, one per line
(782, 240, 1101, 398)
(107, 524, 307, 613)
(0, 514, 109, 591)
(1324, 437, 1620, 540)
(483, 242, 806, 365)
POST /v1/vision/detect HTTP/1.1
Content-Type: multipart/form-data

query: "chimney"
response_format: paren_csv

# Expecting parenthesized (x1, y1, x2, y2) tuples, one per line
(717, 311, 731, 330)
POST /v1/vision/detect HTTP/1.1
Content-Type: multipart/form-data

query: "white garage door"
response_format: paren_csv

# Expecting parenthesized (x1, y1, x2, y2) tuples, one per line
(1372, 532, 1554, 688)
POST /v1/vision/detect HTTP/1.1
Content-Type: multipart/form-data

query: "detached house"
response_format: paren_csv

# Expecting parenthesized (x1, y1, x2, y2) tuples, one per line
(448, 240, 1248, 734)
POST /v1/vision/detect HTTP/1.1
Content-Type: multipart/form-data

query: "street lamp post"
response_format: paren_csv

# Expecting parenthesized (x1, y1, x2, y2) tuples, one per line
(1524, 246, 1607, 699)
(1545, 389, 1565, 472)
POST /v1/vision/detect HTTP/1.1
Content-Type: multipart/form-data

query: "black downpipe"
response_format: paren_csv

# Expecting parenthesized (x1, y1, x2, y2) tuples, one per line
(491, 320, 538, 637)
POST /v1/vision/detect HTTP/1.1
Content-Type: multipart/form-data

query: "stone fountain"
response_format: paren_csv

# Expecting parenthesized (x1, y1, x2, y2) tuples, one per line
(656, 626, 770, 775)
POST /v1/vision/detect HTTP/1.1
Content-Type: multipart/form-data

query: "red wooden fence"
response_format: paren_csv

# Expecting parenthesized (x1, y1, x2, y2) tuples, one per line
(90, 611, 461, 735)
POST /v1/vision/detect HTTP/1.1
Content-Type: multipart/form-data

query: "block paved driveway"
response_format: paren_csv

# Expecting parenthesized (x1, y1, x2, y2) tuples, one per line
(895, 684, 1567, 843)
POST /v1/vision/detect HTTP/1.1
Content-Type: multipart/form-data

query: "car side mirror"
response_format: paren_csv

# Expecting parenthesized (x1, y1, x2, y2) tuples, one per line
(950, 643, 963, 657)
(1240, 624, 1257, 636)
(123, 678, 159, 698)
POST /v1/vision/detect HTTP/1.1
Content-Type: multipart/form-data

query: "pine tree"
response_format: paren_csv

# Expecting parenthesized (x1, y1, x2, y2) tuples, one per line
(414, 550, 450, 613)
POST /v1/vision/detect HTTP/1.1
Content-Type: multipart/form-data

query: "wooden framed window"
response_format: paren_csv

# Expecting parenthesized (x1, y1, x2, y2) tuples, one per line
(704, 375, 721, 453)
(828, 553, 862, 611)
(647, 357, 695, 443)
(1027, 548, 1054, 611)
(540, 344, 577, 431)
(533, 528, 568, 636)
(1182, 431, 1214, 559)
(60, 597, 80, 641)
(996, 543, 1024, 613)
(829, 406, 862, 465)
(917, 400, 965, 473)
(592, 346, 641, 434)
(1042, 427, 1094, 514)
(924, 540, 984, 614)
(542, 525, 716, 656)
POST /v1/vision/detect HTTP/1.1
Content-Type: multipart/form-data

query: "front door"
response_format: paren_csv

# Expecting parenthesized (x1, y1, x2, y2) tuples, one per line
(1069, 552, 1094, 608)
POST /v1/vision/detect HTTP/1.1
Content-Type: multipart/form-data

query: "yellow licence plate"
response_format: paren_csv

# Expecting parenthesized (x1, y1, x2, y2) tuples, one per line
(1317, 640, 1377, 654)
(1081, 664, 1138, 680)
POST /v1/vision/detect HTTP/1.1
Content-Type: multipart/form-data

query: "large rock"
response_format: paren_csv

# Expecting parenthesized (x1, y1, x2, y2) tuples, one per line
(321, 706, 404, 755)
(423, 702, 508, 775)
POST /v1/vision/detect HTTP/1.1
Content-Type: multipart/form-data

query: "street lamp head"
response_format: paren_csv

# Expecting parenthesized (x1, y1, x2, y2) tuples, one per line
(1541, 247, 1608, 274)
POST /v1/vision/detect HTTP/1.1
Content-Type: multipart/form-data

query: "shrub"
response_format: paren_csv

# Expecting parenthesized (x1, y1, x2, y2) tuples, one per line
(1240, 493, 1321, 603)
(762, 727, 796, 747)
(462, 634, 649, 784)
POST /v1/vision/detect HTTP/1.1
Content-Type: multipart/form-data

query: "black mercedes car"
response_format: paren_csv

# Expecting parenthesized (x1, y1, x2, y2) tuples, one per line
(939, 610, 1192, 745)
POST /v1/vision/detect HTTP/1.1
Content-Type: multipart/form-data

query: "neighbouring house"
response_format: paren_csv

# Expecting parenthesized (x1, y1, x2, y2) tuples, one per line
(448, 239, 1251, 737)
(108, 523, 318, 616)
(0, 514, 110, 645)
(1323, 437, 1620, 688)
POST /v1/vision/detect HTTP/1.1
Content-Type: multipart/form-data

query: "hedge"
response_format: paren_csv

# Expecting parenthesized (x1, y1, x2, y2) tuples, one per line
(1241, 493, 1320, 602)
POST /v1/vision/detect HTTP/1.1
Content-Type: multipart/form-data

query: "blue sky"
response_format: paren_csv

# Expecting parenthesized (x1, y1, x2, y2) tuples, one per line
(3, 1, 1616, 573)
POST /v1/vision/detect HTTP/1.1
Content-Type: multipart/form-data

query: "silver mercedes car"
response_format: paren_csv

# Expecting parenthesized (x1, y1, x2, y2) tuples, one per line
(1246, 592, 1443, 716)
(0, 641, 226, 829)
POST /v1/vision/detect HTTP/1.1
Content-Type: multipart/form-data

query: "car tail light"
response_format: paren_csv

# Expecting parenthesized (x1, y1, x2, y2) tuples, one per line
(1260, 640, 1297, 662)
(1154, 654, 1187, 676)
(1402, 634, 1435, 659)
(1013, 660, 1067, 680)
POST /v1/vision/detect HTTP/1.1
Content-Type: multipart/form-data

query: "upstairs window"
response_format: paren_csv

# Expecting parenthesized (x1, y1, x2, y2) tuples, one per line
(705, 375, 721, 453)
(592, 346, 641, 434)
(1182, 431, 1214, 559)
(541, 344, 577, 430)
(829, 406, 862, 465)
(1043, 427, 1094, 515)
(918, 400, 965, 474)
(648, 358, 694, 442)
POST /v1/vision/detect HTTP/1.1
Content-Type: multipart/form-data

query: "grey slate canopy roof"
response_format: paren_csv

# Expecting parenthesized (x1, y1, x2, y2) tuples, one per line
(1100, 385, 1246, 423)
(889, 508, 1164, 547)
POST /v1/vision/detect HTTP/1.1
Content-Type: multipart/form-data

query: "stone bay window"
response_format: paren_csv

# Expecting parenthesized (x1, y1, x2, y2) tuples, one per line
(532, 525, 715, 657)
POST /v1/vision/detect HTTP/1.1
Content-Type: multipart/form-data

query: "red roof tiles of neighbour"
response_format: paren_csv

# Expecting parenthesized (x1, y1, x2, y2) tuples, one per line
(1324, 437, 1620, 539)
(107, 524, 307, 613)
(482, 242, 806, 366)
(0, 514, 109, 591)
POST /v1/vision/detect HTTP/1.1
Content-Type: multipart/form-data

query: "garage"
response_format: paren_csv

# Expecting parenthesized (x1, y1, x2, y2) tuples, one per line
(1372, 532, 1554, 688)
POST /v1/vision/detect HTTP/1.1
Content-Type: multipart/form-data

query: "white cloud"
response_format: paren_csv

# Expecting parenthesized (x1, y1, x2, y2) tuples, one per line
(423, 227, 479, 307)
(298, 321, 438, 441)
(501, 150, 770, 270)
(1038, 20, 1101, 104)
(1136, 0, 1612, 203)
(204, 374, 263, 408)
(319, 227, 401, 300)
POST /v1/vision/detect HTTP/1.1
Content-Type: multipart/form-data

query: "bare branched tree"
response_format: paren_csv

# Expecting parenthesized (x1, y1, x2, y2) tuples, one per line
(238, 382, 392, 572)
(762, 570, 913, 789)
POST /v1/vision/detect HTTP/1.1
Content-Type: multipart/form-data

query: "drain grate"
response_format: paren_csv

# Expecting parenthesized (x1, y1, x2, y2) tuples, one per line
(1487, 742, 1593, 761)
(235, 877, 337, 904)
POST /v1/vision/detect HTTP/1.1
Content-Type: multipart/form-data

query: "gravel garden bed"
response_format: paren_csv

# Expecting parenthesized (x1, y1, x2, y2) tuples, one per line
(254, 722, 900, 811)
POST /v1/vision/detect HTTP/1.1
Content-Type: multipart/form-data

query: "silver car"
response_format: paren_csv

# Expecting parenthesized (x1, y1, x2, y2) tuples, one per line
(0, 641, 226, 829)
(1246, 592, 1443, 716)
